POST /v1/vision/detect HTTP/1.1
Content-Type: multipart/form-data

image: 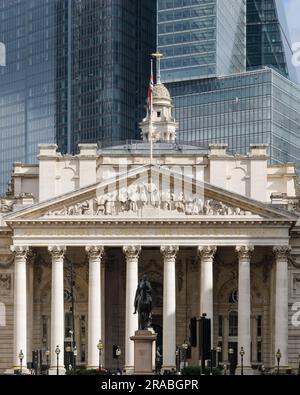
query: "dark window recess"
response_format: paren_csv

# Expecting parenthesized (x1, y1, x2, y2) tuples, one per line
(257, 341, 262, 363)
(229, 311, 238, 337)
(218, 315, 223, 337)
(257, 315, 262, 337)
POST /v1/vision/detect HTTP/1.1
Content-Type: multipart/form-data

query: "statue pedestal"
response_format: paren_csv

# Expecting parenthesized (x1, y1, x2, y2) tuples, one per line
(130, 330, 157, 375)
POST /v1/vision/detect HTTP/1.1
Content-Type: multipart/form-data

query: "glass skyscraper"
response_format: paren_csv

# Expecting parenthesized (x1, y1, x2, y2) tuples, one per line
(157, 0, 300, 174)
(158, 0, 246, 83)
(0, 0, 58, 194)
(247, 0, 298, 84)
(56, 0, 156, 154)
(169, 68, 300, 167)
(0, 0, 156, 194)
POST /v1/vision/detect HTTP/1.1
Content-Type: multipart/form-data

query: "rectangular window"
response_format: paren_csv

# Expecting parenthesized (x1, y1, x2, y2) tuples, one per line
(80, 315, 86, 363)
(229, 311, 238, 337)
(0, 42, 6, 66)
(218, 315, 223, 337)
(257, 342, 262, 363)
(65, 312, 73, 338)
(257, 315, 262, 337)
(42, 315, 47, 344)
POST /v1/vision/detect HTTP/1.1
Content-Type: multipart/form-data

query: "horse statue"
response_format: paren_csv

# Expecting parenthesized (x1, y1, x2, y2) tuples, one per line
(134, 275, 152, 330)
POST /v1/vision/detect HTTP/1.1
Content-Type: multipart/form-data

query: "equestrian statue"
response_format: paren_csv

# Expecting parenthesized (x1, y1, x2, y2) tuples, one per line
(133, 275, 153, 330)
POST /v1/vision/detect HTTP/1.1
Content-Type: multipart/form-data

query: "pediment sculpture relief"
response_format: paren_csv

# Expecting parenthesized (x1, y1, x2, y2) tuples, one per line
(45, 181, 254, 217)
(0, 198, 14, 213)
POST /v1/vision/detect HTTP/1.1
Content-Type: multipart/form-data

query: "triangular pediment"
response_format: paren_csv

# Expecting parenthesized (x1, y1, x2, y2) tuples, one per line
(4, 165, 297, 223)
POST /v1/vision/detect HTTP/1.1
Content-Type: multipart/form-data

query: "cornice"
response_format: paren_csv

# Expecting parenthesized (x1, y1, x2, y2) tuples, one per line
(5, 218, 295, 228)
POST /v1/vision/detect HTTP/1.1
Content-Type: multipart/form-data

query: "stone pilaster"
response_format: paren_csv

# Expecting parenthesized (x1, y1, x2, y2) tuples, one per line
(48, 246, 66, 375)
(273, 246, 290, 368)
(86, 246, 104, 369)
(161, 246, 179, 371)
(11, 246, 29, 370)
(236, 245, 254, 372)
(198, 246, 216, 347)
(123, 246, 141, 373)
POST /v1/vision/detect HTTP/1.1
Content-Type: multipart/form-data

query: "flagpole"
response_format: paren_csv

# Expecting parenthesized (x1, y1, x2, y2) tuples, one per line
(150, 58, 153, 166)
(150, 51, 163, 167)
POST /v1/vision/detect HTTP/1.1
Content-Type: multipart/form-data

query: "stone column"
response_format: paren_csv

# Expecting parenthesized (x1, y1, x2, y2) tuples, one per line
(161, 245, 179, 371)
(198, 246, 216, 346)
(48, 246, 66, 374)
(236, 245, 253, 371)
(11, 246, 29, 369)
(27, 250, 35, 364)
(86, 246, 104, 369)
(123, 246, 141, 373)
(273, 246, 290, 368)
(101, 253, 106, 366)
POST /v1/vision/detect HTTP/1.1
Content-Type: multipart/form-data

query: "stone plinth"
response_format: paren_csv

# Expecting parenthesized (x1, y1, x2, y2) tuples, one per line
(130, 330, 157, 375)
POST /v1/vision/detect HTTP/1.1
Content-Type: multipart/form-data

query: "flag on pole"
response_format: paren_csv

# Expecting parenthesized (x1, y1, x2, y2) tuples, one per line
(147, 60, 154, 117)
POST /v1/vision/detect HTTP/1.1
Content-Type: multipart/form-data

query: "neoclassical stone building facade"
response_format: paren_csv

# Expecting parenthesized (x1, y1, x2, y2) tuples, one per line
(0, 83, 300, 374)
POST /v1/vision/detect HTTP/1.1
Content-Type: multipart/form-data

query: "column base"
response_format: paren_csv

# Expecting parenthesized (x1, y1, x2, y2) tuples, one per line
(235, 366, 255, 375)
(49, 366, 66, 375)
(5, 367, 31, 375)
(161, 365, 176, 374)
(123, 366, 134, 375)
(272, 366, 289, 375)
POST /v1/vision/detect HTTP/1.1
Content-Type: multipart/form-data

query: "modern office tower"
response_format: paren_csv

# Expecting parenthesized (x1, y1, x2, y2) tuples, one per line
(158, 0, 246, 83)
(246, 0, 298, 83)
(158, 0, 300, 172)
(0, 0, 156, 194)
(56, 0, 156, 154)
(0, 0, 58, 194)
(169, 68, 300, 167)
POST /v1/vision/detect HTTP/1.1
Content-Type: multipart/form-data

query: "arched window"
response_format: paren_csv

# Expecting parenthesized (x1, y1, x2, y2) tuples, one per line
(229, 289, 238, 304)
(229, 311, 238, 337)
(0, 302, 6, 327)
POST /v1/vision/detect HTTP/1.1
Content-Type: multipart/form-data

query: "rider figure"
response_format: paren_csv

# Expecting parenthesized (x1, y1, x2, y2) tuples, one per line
(133, 275, 152, 314)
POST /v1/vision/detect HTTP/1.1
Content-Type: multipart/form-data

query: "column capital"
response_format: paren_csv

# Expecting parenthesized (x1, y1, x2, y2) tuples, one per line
(48, 246, 66, 259)
(10, 245, 29, 258)
(197, 246, 217, 260)
(160, 245, 179, 260)
(235, 245, 254, 260)
(273, 246, 291, 260)
(27, 249, 36, 266)
(85, 246, 104, 260)
(123, 245, 141, 260)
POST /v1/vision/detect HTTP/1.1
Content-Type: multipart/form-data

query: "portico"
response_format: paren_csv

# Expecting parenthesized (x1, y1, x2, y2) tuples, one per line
(6, 164, 295, 373)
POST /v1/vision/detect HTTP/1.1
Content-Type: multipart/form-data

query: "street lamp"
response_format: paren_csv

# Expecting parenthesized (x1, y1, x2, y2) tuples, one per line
(45, 349, 50, 375)
(18, 350, 24, 374)
(55, 345, 60, 375)
(216, 346, 222, 369)
(276, 349, 281, 375)
(239, 347, 245, 375)
(229, 348, 234, 375)
(181, 340, 188, 369)
(97, 340, 103, 370)
(116, 346, 121, 371)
